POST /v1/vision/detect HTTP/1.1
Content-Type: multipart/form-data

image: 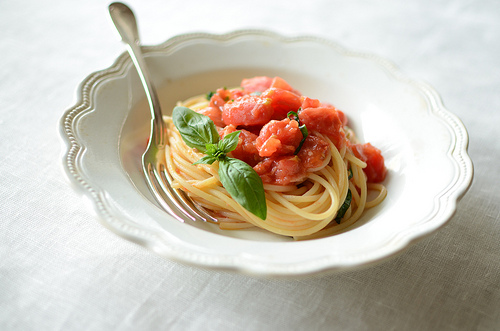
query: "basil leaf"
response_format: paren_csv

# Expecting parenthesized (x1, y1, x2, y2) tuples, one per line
(172, 106, 219, 153)
(334, 189, 352, 224)
(218, 131, 240, 154)
(193, 155, 217, 165)
(218, 157, 267, 220)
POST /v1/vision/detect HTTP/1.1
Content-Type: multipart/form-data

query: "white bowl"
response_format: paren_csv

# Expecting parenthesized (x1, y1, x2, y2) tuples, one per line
(60, 30, 473, 276)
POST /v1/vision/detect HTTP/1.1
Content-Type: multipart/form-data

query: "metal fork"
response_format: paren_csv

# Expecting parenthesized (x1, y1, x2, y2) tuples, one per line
(109, 2, 217, 223)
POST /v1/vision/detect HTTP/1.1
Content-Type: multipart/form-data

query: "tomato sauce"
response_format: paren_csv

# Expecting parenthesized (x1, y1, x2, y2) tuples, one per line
(201, 76, 387, 185)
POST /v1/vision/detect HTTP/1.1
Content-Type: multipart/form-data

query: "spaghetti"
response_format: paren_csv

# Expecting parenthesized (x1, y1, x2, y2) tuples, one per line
(164, 76, 387, 239)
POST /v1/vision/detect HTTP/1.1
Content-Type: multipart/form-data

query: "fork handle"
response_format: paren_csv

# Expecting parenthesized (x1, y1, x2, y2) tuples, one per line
(109, 2, 166, 147)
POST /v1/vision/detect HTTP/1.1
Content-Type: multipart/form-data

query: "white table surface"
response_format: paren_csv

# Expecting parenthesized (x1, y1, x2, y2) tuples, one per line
(1, 0, 499, 330)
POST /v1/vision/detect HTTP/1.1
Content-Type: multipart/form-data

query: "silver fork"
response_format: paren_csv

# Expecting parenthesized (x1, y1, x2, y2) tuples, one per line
(109, 2, 217, 223)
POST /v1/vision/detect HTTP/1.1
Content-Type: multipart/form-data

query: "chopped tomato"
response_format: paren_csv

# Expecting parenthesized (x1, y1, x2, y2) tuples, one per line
(241, 76, 273, 94)
(319, 102, 347, 125)
(254, 156, 306, 185)
(255, 118, 303, 157)
(215, 88, 245, 102)
(196, 106, 224, 127)
(220, 125, 262, 166)
(300, 97, 348, 126)
(209, 94, 226, 112)
(222, 95, 273, 126)
(351, 143, 387, 183)
(261, 88, 302, 119)
(298, 106, 346, 149)
(300, 96, 321, 109)
(270, 77, 301, 95)
(256, 137, 282, 157)
(297, 135, 330, 169)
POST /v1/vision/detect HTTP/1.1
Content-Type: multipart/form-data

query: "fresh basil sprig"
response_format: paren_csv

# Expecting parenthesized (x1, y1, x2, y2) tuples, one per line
(287, 109, 308, 155)
(172, 106, 267, 220)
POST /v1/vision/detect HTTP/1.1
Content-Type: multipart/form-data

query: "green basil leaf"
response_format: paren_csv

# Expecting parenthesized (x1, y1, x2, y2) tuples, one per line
(172, 106, 219, 153)
(218, 157, 267, 220)
(193, 155, 217, 165)
(218, 131, 240, 154)
(334, 189, 352, 224)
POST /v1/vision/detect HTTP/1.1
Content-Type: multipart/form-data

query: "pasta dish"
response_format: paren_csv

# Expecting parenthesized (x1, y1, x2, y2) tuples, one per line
(164, 76, 387, 239)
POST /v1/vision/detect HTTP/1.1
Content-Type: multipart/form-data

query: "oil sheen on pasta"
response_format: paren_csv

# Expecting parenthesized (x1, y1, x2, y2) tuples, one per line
(164, 76, 387, 239)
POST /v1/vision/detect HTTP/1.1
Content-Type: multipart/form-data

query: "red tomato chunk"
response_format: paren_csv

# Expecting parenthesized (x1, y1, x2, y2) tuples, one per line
(297, 135, 330, 170)
(241, 76, 273, 94)
(196, 105, 224, 127)
(255, 118, 303, 157)
(215, 87, 245, 102)
(220, 125, 262, 167)
(270, 76, 302, 95)
(222, 95, 273, 126)
(300, 96, 321, 109)
(261, 88, 302, 119)
(298, 106, 346, 149)
(351, 143, 387, 183)
(254, 156, 306, 186)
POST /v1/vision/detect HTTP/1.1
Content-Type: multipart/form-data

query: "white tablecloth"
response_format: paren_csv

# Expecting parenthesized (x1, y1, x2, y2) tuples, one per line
(1, 0, 499, 330)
